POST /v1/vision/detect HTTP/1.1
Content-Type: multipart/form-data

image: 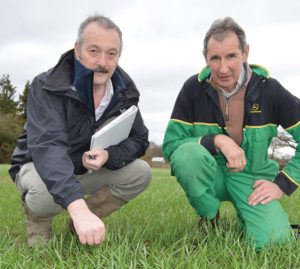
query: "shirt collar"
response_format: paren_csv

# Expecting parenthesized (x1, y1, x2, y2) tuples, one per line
(210, 63, 251, 99)
(94, 79, 114, 121)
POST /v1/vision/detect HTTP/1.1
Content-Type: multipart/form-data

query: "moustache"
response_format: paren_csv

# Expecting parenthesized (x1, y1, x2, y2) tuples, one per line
(93, 66, 109, 74)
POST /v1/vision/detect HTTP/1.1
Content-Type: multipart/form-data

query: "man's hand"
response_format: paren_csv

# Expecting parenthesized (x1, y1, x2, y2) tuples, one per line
(214, 134, 246, 172)
(248, 179, 284, 206)
(82, 149, 109, 171)
(67, 199, 105, 245)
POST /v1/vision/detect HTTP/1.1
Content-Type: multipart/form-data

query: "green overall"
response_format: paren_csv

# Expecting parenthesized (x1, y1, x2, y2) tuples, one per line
(170, 141, 292, 250)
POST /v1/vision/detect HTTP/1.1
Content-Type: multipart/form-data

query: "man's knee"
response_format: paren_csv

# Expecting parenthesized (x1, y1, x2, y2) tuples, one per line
(246, 225, 292, 251)
(171, 142, 216, 181)
(132, 159, 152, 187)
(110, 159, 152, 201)
(25, 187, 63, 218)
(16, 163, 63, 218)
(243, 202, 292, 250)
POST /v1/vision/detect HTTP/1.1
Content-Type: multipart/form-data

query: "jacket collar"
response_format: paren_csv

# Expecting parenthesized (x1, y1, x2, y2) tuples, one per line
(201, 70, 266, 128)
(43, 49, 128, 113)
(72, 56, 94, 112)
(198, 63, 269, 82)
(43, 49, 74, 92)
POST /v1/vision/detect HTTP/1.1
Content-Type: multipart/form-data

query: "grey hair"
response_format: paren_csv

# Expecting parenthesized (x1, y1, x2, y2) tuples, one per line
(203, 17, 247, 57)
(77, 14, 123, 55)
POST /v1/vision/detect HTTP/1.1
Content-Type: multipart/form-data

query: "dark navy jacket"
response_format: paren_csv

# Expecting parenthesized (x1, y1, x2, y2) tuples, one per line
(9, 49, 149, 208)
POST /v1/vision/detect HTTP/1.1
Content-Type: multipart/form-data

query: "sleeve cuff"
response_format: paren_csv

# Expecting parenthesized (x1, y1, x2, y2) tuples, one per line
(274, 172, 298, 196)
(104, 146, 122, 170)
(199, 134, 218, 155)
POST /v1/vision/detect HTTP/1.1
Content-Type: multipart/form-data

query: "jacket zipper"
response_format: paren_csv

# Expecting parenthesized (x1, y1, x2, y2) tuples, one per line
(224, 96, 230, 122)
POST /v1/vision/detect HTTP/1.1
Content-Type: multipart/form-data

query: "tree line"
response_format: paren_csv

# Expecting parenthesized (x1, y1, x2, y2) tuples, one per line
(0, 74, 29, 163)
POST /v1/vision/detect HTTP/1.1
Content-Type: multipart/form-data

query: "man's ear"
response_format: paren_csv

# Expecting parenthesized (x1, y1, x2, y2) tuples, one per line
(203, 50, 208, 64)
(74, 42, 80, 60)
(243, 44, 249, 62)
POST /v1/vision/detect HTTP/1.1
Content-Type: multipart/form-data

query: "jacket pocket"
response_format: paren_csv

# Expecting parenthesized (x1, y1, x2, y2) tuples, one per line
(250, 139, 269, 172)
(247, 128, 274, 172)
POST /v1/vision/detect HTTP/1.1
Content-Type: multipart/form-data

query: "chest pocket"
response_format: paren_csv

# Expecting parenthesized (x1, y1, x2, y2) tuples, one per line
(246, 126, 277, 172)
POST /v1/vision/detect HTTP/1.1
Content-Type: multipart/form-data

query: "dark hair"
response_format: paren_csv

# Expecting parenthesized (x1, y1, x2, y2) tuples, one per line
(203, 17, 247, 57)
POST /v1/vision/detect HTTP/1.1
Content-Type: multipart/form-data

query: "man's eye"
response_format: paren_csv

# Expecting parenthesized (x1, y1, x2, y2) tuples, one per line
(107, 51, 118, 59)
(210, 56, 219, 61)
(89, 49, 97, 54)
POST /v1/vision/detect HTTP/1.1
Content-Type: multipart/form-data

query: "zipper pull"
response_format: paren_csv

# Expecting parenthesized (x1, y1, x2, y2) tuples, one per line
(224, 97, 230, 121)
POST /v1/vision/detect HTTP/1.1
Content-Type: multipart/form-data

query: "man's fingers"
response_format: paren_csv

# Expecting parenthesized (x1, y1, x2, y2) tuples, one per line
(77, 228, 105, 245)
(226, 159, 245, 172)
(99, 230, 105, 244)
(93, 228, 105, 245)
(86, 234, 95, 245)
(249, 180, 283, 206)
(249, 189, 273, 206)
(261, 196, 272, 205)
(78, 234, 87, 245)
(251, 195, 272, 206)
(74, 218, 106, 245)
(249, 190, 263, 205)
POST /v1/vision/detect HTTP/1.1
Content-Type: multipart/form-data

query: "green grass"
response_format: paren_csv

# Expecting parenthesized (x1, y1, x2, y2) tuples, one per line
(0, 164, 9, 177)
(0, 165, 300, 268)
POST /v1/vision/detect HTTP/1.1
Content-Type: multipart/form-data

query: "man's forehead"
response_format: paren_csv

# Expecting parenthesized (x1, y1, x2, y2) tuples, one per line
(207, 32, 241, 52)
(81, 23, 120, 48)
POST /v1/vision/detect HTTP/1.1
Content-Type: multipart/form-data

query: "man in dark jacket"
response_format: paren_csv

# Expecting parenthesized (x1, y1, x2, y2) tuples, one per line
(163, 17, 300, 250)
(9, 14, 151, 246)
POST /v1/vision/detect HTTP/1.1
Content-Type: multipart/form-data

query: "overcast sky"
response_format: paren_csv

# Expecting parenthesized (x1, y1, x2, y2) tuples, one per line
(1, 0, 300, 144)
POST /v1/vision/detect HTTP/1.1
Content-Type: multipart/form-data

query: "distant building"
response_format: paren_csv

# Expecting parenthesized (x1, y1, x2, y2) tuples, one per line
(151, 157, 165, 164)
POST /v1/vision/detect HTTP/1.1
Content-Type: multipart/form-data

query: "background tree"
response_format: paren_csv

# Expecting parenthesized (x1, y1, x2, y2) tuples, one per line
(0, 112, 23, 163)
(0, 74, 18, 114)
(0, 74, 24, 163)
(18, 80, 30, 122)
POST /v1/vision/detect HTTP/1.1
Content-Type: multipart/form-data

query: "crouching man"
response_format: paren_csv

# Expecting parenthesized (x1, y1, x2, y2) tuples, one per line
(9, 14, 151, 246)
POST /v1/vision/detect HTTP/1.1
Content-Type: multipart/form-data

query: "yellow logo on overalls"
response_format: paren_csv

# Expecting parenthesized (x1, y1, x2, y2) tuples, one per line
(250, 103, 262, 113)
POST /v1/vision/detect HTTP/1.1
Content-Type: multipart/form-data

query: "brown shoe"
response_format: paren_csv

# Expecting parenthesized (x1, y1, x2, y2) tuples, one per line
(23, 204, 52, 247)
(68, 186, 125, 233)
(85, 186, 126, 217)
(199, 210, 220, 228)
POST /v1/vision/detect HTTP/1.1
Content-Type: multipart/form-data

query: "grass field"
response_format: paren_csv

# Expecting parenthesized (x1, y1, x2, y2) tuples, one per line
(0, 164, 300, 269)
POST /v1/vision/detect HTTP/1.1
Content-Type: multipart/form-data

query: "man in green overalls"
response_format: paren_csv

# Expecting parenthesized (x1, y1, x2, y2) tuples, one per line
(163, 17, 300, 250)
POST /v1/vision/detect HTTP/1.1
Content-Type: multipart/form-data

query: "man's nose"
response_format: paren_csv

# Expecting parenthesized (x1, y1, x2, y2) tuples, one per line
(96, 53, 107, 65)
(219, 59, 229, 74)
